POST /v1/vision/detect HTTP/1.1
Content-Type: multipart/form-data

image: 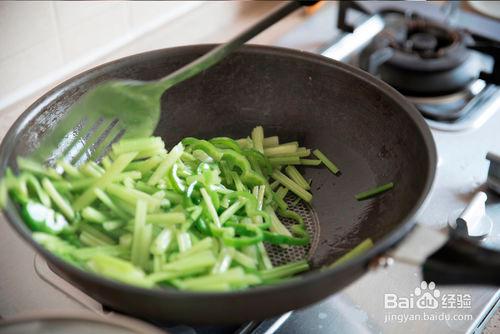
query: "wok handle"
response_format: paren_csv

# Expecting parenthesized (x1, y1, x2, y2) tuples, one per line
(422, 236, 500, 286)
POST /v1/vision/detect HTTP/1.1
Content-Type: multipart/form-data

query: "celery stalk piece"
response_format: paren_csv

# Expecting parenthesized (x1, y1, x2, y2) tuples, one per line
(200, 188, 221, 228)
(153, 254, 164, 273)
(133, 148, 167, 160)
(73, 245, 128, 261)
(177, 231, 192, 253)
(126, 155, 164, 174)
(256, 242, 273, 270)
(300, 159, 322, 166)
(230, 171, 245, 192)
(150, 228, 173, 255)
(102, 220, 123, 231)
(275, 186, 289, 201)
(148, 266, 210, 283)
(23, 173, 51, 207)
(251, 126, 264, 153)
(355, 182, 394, 201)
(73, 152, 137, 211)
(172, 238, 213, 260)
(285, 166, 310, 190)
(295, 147, 311, 158)
(80, 163, 103, 178)
(41, 178, 74, 220)
(112, 137, 164, 156)
(162, 250, 216, 272)
(148, 142, 184, 186)
(94, 188, 129, 220)
(106, 184, 161, 212)
(88, 254, 153, 288)
(139, 223, 153, 268)
(263, 136, 279, 148)
(17, 157, 61, 180)
(81, 206, 109, 223)
(272, 170, 312, 203)
(145, 213, 186, 226)
(177, 268, 261, 290)
(57, 160, 82, 179)
(70, 178, 96, 191)
(219, 199, 246, 224)
(269, 156, 301, 166)
(269, 180, 280, 191)
(328, 238, 374, 268)
(260, 260, 309, 281)
(120, 233, 133, 249)
(228, 248, 257, 270)
(264, 143, 298, 157)
(80, 223, 116, 245)
(313, 149, 340, 174)
(80, 231, 113, 247)
(212, 248, 232, 274)
(131, 200, 147, 268)
(123, 177, 135, 189)
(257, 185, 266, 210)
(265, 206, 292, 237)
(101, 156, 112, 170)
(236, 137, 254, 149)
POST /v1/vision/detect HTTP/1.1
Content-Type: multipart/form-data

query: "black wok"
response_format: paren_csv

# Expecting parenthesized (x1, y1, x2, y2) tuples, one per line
(0, 45, 436, 324)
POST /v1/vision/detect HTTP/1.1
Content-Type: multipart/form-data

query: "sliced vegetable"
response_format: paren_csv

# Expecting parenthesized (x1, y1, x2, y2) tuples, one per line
(313, 149, 340, 175)
(355, 182, 394, 201)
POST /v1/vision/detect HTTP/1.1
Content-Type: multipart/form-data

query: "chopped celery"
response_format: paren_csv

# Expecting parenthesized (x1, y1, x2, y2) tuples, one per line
(82, 206, 109, 223)
(131, 200, 147, 268)
(148, 142, 184, 186)
(251, 126, 264, 153)
(73, 152, 137, 211)
(219, 199, 246, 224)
(272, 170, 312, 203)
(7, 127, 333, 292)
(355, 182, 394, 201)
(17, 157, 60, 180)
(263, 136, 279, 148)
(200, 188, 221, 228)
(42, 178, 74, 220)
(112, 137, 164, 156)
(150, 228, 173, 255)
(264, 142, 298, 157)
(300, 159, 321, 166)
(145, 212, 186, 226)
(327, 238, 374, 268)
(313, 149, 339, 174)
(259, 260, 309, 281)
(285, 166, 310, 190)
(88, 254, 153, 288)
(177, 231, 192, 253)
(269, 156, 301, 166)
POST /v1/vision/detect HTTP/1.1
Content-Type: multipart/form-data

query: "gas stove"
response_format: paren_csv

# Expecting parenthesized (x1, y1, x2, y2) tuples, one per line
(1, 1, 500, 333)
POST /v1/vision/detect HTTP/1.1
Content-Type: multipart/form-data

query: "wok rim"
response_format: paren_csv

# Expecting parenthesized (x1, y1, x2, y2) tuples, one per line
(0, 44, 437, 302)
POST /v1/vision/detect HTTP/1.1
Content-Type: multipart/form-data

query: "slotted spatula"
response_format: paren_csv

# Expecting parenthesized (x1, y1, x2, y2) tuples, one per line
(33, 1, 305, 166)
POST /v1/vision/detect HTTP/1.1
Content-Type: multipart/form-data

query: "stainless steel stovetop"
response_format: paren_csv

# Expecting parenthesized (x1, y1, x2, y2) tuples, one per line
(1, 2, 499, 333)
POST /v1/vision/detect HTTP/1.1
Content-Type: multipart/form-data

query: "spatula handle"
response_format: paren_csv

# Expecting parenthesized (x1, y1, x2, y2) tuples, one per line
(154, 1, 305, 92)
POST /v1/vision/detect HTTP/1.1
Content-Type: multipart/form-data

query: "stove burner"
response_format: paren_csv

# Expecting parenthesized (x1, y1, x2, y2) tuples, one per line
(410, 32, 438, 52)
(359, 13, 481, 97)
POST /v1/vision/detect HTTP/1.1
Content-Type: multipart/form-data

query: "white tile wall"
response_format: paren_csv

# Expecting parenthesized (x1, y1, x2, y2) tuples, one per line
(56, 2, 129, 62)
(0, 1, 206, 110)
(0, 1, 287, 115)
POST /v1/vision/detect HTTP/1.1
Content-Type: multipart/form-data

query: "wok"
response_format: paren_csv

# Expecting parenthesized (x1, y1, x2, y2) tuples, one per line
(0, 45, 436, 324)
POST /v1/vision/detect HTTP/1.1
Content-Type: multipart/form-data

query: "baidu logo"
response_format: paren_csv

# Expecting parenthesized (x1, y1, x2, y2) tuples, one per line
(384, 281, 473, 323)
